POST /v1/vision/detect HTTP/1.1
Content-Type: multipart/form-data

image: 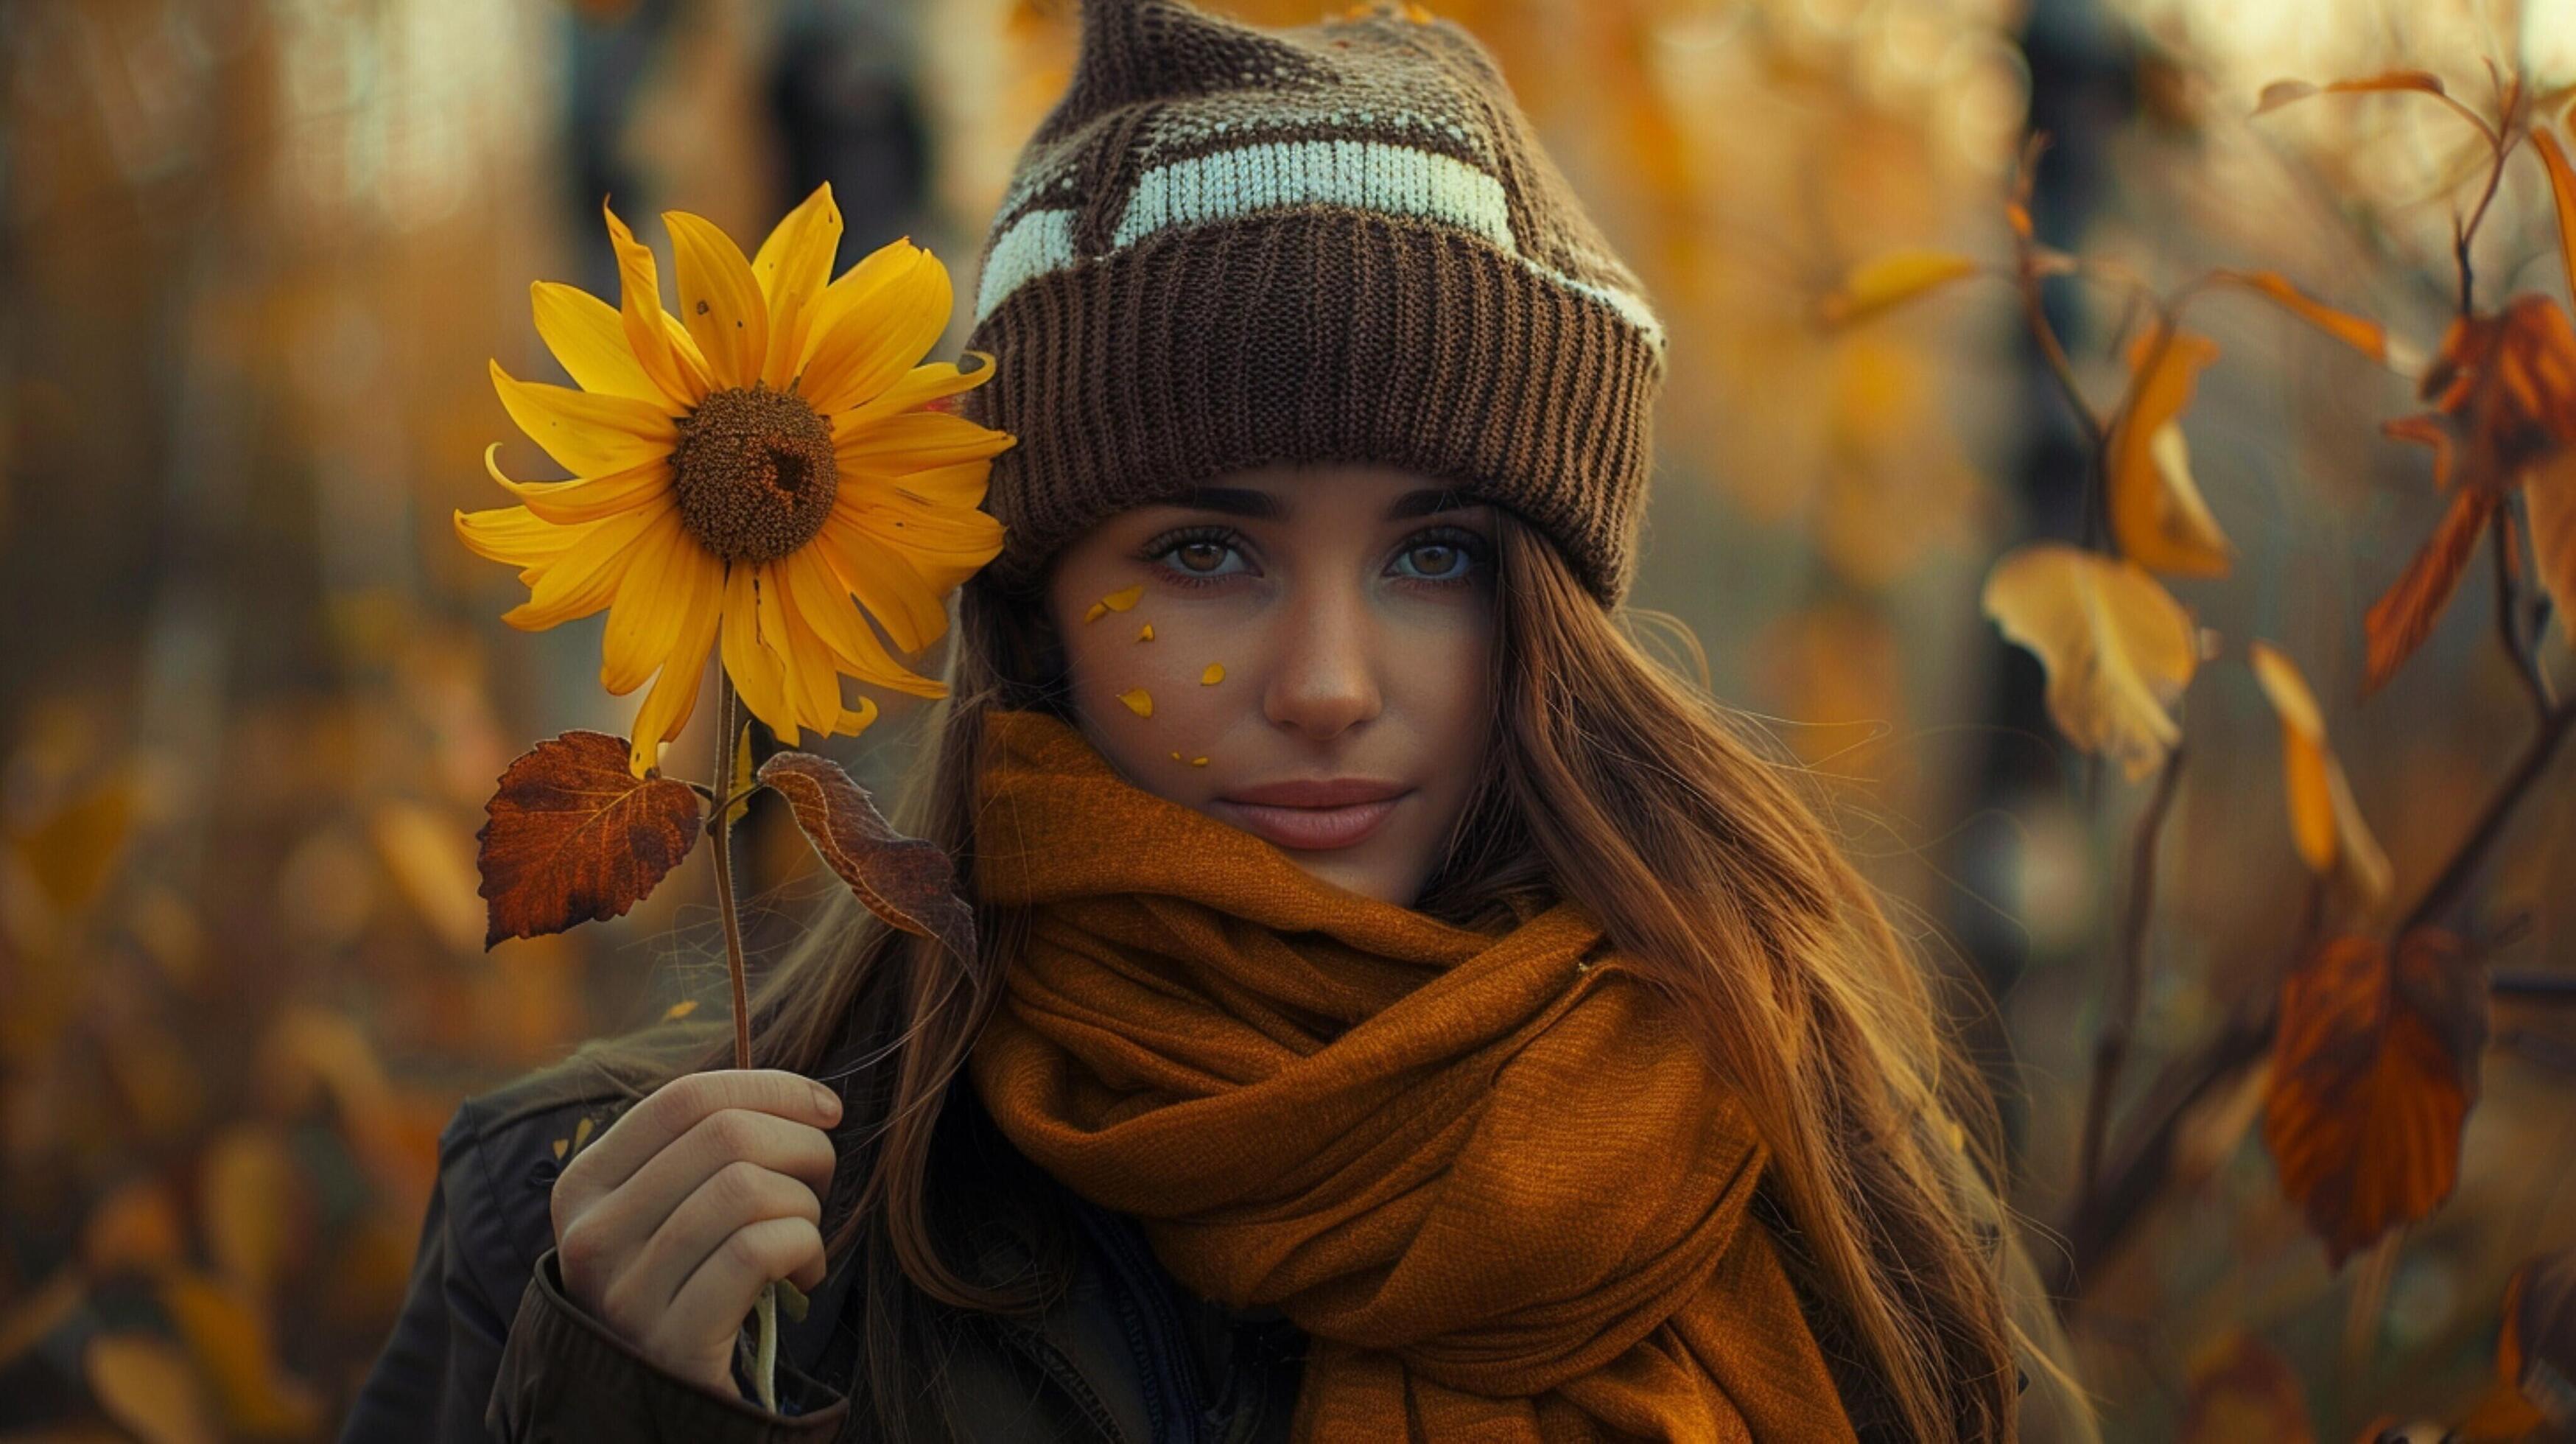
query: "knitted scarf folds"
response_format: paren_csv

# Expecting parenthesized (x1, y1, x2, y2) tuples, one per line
(966, 708, 1861, 1441)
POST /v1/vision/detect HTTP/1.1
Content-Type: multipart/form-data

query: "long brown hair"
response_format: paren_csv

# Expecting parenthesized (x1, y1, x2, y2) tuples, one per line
(569, 507, 2099, 1442)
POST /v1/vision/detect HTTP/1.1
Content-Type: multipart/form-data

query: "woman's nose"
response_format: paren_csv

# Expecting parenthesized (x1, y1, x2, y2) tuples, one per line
(1260, 582, 1382, 740)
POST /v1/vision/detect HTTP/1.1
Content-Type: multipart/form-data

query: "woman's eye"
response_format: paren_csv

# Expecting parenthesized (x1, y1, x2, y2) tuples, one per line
(1391, 530, 1488, 584)
(1170, 539, 1237, 575)
(1140, 528, 1251, 586)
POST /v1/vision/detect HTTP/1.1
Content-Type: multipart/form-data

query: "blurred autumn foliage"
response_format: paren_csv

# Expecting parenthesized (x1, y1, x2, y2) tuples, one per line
(3, 0, 2575, 1440)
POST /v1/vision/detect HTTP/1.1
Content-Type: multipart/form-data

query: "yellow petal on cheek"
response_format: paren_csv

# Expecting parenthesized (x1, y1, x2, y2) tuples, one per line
(1189, 757, 1208, 767)
(1137, 623, 1153, 642)
(1200, 663, 1224, 685)
(1102, 583, 1144, 611)
(1117, 688, 1153, 718)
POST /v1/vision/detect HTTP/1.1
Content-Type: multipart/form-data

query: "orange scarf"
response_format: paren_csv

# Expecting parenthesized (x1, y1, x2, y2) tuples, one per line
(966, 708, 1861, 1442)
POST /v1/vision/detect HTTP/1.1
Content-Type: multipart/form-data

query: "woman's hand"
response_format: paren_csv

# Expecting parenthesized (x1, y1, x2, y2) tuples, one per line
(549, 1070, 843, 1399)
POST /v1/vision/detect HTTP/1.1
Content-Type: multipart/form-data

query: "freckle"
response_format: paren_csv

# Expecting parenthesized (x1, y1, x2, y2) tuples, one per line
(1190, 756, 1209, 767)
(1137, 623, 1154, 641)
(1201, 663, 1224, 685)
(1118, 687, 1153, 717)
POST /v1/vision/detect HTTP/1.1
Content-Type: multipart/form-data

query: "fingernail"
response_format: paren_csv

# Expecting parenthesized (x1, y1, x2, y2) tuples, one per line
(811, 1083, 840, 1118)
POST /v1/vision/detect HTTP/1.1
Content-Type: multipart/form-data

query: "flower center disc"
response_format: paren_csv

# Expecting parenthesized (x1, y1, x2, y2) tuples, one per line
(670, 385, 840, 563)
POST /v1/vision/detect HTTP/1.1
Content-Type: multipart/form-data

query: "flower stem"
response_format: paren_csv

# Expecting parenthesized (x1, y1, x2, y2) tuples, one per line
(706, 674, 779, 1411)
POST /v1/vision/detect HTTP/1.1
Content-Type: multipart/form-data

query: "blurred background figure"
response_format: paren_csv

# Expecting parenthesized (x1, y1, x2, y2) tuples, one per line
(1, 0, 2571, 1438)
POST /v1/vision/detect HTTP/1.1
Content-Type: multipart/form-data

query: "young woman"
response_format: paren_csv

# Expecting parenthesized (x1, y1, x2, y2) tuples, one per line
(348, 1, 2096, 1440)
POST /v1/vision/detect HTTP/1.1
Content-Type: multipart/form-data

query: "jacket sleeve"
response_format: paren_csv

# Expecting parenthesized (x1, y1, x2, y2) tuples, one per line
(342, 1096, 850, 1444)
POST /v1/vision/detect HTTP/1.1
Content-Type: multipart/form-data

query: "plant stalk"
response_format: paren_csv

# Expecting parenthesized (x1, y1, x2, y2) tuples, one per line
(706, 676, 779, 1411)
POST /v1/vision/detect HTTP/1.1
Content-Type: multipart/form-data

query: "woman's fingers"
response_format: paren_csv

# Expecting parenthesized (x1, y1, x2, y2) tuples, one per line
(603, 1159, 827, 1329)
(559, 1070, 840, 1205)
(650, 1216, 829, 1381)
(566, 1106, 837, 1278)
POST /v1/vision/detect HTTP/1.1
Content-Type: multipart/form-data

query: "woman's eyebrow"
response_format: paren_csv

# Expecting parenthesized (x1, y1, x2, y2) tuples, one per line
(1175, 486, 1285, 519)
(1386, 488, 1475, 519)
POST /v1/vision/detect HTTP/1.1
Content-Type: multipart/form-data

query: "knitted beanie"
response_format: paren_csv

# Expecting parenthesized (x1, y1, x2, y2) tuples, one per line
(957, 0, 1668, 608)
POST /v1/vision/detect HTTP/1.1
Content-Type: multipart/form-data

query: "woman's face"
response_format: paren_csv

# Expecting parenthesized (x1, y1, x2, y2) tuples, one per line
(1042, 463, 1498, 906)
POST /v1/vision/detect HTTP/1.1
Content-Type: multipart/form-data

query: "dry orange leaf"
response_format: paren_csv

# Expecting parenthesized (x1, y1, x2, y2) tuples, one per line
(201, 1124, 309, 1297)
(2213, 270, 2388, 362)
(85, 1333, 221, 1444)
(2535, 130, 2576, 303)
(2110, 329, 2233, 576)
(1817, 250, 1981, 326)
(2364, 486, 2499, 695)
(159, 1270, 324, 1437)
(2529, 449, 2576, 642)
(2253, 71, 2450, 116)
(2263, 930, 2487, 1267)
(371, 799, 485, 956)
(1982, 543, 2199, 780)
(2179, 1329, 2314, 1443)
(1118, 688, 1153, 717)
(2493, 1249, 2576, 1433)
(2248, 642, 2393, 912)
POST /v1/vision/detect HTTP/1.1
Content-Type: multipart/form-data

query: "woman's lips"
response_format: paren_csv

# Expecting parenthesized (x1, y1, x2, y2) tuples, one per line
(1210, 775, 1414, 850)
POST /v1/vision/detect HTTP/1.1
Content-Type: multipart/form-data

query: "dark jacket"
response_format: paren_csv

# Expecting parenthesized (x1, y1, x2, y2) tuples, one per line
(342, 1060, 1305, 1443)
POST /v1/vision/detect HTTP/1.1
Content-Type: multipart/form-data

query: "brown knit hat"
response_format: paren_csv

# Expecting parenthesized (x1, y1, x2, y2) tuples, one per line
(958, 0, 1668, 608)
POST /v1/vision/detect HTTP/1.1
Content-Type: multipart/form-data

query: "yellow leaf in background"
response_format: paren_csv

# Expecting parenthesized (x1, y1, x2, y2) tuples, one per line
(85, 1333, 221, 1444)
(2212, 270, 2387, 362)
(202, 1125, 309, 1298)
(1817, 250, 1981, 326)
(663, 998, 699, 1021)
(80, 1179, 185, 1275)
(724, 721, 756, 828)
(11, 770, 136, 917)
(1982, 543, 2199, 780)
(2110, 329, 2233, 576)
(2252, 71, 2449, 116)
(369, 801, 485, 956)
(159, 1270, 323, 1437)
(2249, 642, 2393, 911)
(2527, 452, 2576, 646)
(2539, 131, 2576, 303)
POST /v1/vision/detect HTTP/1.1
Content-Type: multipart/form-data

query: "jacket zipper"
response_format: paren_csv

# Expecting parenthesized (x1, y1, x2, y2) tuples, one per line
(997, 1319, 1137, 1444)
(1068, 1200, 1211, 1444)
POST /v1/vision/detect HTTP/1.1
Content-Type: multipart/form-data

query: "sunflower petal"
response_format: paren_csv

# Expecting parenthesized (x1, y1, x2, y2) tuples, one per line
(836, 486, 1006, 576)
(813, 511, 952, 651)
(491, 361, 676, 477)
(666, 210, 769, 391)
(826, 351, 1000, 435)
(832, 410, 1016, 477)
(455, 503, 583, 567)
(752, 184, 844, 390)
(798, 243, 952, 414)
(625, 551, 724, 778)
(483, 446, 674, 526)
(603, 202, 709, 408)
(530, 281, 664, 405)
(600, 508, 695, 695)
(768, 566, 849, 736)
(878, 459, 992, 509)
(781, 545, 948, 698)
(502, 499, 671, 632)
(796, 236, 920, 372)
(720, 562, 798, 744)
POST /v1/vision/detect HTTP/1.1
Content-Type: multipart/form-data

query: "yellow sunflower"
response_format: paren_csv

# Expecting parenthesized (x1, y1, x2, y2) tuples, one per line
(456, 183, 1013, 778)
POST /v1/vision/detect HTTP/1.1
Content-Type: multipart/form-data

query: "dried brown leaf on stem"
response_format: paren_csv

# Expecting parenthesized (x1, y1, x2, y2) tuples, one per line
(756, 751, 978, 965)
(2261, 929, 2488, 1267)
(474, 730, 704, 947)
